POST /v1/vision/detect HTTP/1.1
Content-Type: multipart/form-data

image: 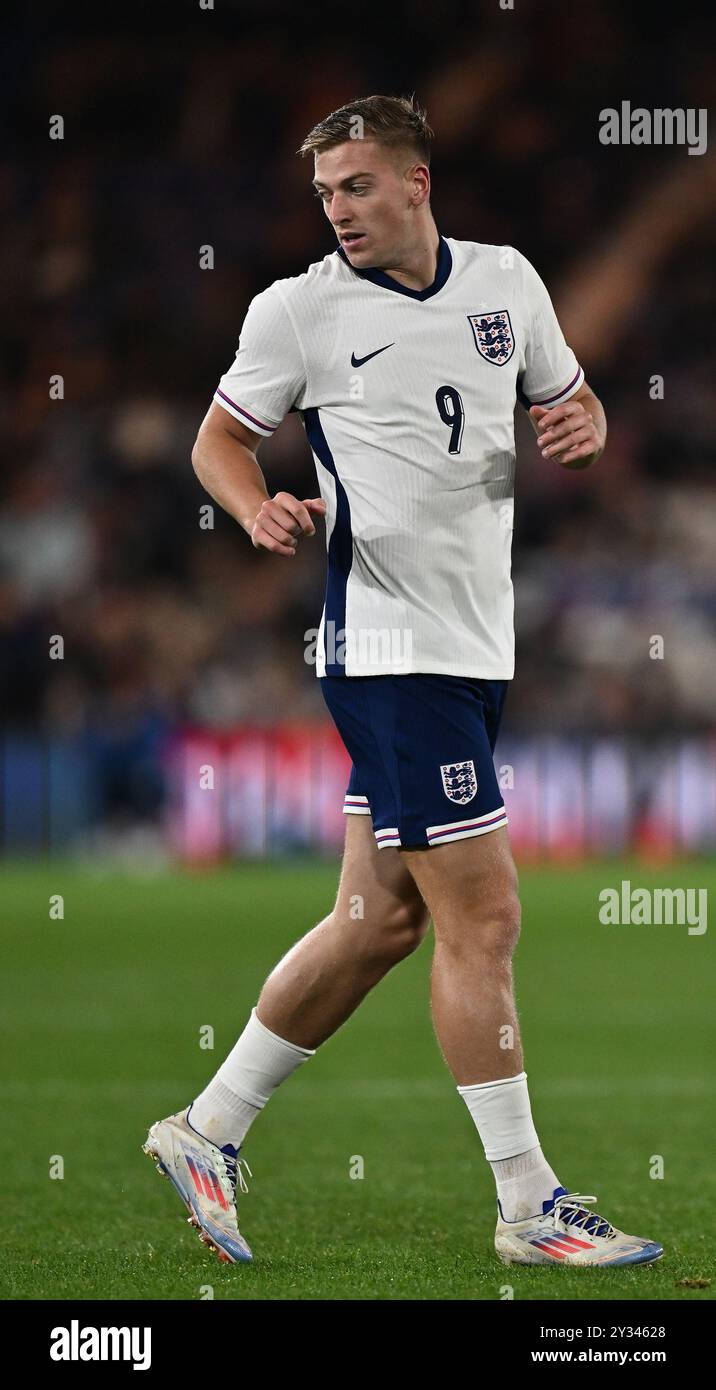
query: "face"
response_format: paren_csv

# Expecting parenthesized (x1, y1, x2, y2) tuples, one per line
(312, 139, 428, 267)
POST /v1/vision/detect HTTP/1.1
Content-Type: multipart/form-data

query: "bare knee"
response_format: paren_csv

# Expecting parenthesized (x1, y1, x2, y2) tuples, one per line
(357, 896, 431, 965)
(480, 892, 521, 956)
(436, 886, 521, 959)
(387, 898, 431, 957)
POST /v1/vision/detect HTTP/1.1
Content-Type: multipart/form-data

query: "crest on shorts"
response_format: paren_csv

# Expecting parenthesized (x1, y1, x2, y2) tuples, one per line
(440, 760, 478, 805)
(467, 310, 515, 365)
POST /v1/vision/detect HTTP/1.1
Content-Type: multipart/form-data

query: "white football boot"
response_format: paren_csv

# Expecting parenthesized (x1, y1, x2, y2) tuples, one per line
(495, 1185, 663, 1266)
(143, 1105, 253, 1264)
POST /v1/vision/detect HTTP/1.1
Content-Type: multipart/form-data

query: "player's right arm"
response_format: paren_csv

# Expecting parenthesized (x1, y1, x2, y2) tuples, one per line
(192, 284, 325, 556)
(191, 402, 324, 556)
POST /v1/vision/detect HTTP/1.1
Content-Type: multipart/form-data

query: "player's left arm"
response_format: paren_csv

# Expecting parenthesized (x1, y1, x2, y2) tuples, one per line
(528, 381, 606, 470)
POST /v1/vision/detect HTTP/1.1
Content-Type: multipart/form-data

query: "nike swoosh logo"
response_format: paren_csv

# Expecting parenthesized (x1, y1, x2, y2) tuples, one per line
(350, 343, 395, 368)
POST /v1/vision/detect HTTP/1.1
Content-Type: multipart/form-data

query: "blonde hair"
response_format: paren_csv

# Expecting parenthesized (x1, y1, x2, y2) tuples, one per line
(297, 93, 433, 168)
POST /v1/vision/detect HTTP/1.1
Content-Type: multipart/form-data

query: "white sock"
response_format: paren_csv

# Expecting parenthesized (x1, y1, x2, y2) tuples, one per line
(457, 1070, 561, 1220)
(490, 1145, 562, 1221)
(188, 1006, 315, 1149)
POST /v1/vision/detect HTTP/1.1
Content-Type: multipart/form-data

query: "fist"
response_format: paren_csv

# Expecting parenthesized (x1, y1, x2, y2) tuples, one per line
(530, 400, 602, 468)
(251, 492, 326, 556)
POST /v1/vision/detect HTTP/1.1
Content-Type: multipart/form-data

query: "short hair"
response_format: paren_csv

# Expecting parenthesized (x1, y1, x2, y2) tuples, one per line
(297, 93, 433, 168)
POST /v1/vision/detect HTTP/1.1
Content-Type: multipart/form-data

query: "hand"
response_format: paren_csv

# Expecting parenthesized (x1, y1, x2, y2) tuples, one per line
(251, 492, 326, 556)
(530, 400, 603, 468)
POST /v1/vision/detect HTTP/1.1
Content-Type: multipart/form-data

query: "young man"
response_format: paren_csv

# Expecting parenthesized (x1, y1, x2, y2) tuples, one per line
(144, 95, 662, 1268)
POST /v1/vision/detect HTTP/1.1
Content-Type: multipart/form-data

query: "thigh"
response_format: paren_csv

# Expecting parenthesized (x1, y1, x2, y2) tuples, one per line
(333, 809, 429, 930)
(400, 824, 518, 926)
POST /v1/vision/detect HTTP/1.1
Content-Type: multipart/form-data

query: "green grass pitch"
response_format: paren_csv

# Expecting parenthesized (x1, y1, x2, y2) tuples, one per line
(2, 857, 714, 1301)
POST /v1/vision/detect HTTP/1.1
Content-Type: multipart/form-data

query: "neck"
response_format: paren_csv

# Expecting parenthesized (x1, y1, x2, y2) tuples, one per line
(382, 223, 441, 291)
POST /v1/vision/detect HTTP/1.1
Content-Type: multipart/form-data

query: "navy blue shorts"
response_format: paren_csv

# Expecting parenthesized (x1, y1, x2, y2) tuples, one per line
(320, 673, 509, 850)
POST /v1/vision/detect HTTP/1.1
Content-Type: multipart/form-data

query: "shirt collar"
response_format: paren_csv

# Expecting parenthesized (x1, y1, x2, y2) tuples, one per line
(335, 234, 453, 301)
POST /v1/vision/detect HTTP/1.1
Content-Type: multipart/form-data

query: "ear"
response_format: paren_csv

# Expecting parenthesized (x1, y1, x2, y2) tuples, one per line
(409, 161, 430, 204)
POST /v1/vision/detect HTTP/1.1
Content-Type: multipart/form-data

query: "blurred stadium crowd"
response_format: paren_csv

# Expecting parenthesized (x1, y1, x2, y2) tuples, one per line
(2, 1, 714, 838)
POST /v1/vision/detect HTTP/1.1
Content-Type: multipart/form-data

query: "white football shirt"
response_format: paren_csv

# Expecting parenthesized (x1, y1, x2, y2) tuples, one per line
(213, 237, 583, 678)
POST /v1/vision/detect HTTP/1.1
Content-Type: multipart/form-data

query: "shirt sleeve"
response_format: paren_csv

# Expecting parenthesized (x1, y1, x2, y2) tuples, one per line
(516, 251, 584, 408)
(213, 285, 307, 437)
